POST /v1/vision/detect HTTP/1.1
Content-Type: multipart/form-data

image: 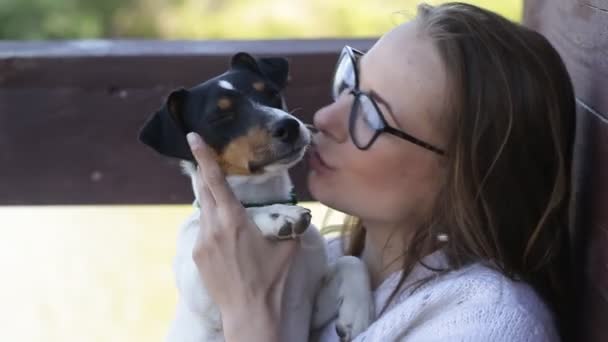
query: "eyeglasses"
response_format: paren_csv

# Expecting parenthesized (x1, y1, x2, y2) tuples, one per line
(332, 46, 445, 155)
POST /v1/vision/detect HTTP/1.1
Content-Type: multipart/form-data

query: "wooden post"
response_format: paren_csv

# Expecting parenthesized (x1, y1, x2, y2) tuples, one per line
(524, 1, 608, 341)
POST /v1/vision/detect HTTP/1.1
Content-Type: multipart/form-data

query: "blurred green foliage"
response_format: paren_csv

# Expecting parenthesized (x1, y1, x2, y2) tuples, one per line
(0, 0, 522, 40)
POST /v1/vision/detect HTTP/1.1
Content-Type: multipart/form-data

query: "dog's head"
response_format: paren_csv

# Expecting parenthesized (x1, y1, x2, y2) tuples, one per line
(139, 52, 310, 175)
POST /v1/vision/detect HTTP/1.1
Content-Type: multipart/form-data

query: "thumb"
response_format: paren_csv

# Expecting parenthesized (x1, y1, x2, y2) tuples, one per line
(272, 239, 298, 291)
(275, 239, 298, 272)
(187, 132, 239, 206)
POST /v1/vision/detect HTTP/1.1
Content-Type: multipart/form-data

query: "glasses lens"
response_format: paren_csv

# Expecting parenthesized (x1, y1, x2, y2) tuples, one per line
(350, 94, 384, 148)
(332, 50, 357, 100)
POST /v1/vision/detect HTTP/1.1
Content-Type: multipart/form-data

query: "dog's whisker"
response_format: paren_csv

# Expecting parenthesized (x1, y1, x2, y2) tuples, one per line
(305, 123, 319, 134)
(289, 107, 303, 115)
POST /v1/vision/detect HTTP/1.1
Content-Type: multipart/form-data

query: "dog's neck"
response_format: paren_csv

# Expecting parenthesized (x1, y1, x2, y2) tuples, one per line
(182, 161, 296, 208)
(226, 172, 295, 206)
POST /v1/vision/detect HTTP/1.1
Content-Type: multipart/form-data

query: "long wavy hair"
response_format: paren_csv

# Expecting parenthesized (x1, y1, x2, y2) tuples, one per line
(331, 2, 576, 340)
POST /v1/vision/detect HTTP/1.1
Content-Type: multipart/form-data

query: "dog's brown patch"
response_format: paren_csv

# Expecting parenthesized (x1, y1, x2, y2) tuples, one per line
(219, 127, 272, 175)
(252, 81, 265, 92)
(217, 97, 232, 110)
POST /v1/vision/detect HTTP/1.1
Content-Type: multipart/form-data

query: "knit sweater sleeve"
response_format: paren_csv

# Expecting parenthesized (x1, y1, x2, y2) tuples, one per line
(351, 265, 559, 342)
(397, 305, 557, 342)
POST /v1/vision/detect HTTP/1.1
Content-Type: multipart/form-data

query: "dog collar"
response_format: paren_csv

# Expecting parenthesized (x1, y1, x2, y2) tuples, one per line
(192, 190, 298, 209)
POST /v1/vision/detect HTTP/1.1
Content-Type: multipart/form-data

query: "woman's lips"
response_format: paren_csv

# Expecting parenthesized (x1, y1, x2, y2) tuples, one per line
(308, 146, 335, 172)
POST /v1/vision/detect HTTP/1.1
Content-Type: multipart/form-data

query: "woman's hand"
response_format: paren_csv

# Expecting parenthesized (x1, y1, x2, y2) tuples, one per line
(186, 132, 298, 342)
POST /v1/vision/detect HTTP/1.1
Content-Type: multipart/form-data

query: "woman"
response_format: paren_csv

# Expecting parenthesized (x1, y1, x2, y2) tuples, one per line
(186, 2, 575, 341)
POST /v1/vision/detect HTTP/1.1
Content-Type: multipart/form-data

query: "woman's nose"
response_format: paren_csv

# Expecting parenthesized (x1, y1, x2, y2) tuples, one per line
(312, 98, 350, 143)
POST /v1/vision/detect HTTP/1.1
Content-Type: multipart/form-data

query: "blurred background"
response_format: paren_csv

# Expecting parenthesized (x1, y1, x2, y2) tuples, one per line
(0, 1, 521, 341)
(1, 0, 521, 40)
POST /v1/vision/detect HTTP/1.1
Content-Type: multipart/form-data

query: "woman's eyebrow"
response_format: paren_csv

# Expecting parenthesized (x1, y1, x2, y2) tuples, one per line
(358, 54, 404, 130)
(369, 90, 393, 113)
(369, 90, 404, 130)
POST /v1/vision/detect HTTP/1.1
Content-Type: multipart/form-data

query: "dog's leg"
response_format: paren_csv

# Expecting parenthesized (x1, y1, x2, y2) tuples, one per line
(247, 204, 312, 239)
(313, 256, 374, 342)
(171, 216, 223, 342)
(247, 205, 327, 342)
(279, 227, 328, 342)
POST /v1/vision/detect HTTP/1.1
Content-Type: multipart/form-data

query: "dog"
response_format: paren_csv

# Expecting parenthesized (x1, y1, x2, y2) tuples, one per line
(139, 52, 373, 342)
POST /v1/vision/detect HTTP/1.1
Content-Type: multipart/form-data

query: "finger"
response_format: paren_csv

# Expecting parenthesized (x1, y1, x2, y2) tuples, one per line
(282, 239, 298, 259)
(197, 182, 216, 212)
(275, 239, 298, 270)
(195, 187, 219, 243)
(273, 240, 298, 290)
(187, 132, 239, 206)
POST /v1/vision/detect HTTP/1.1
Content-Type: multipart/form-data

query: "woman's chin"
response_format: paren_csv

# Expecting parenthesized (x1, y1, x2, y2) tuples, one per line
(306, 169, 319, 195)
(307, 169, 328, 202)
(307, 171, 338, 210)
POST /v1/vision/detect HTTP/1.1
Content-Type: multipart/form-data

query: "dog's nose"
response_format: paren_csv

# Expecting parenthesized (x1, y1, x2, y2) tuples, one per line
(272, 118, 300, 144)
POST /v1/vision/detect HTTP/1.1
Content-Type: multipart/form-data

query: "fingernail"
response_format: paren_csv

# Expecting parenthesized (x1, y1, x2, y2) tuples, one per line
(187, 132, 201, 148)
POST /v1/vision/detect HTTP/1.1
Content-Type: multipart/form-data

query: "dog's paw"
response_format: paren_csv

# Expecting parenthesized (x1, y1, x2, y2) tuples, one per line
(334, 257, 374, 342)
(272, 205, 311, 239)
(335, 294, 373, 342)
(248, 204, 311, 239)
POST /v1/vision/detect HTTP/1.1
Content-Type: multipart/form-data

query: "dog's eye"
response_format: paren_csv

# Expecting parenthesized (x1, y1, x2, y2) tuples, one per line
(264, 87, 281, 98)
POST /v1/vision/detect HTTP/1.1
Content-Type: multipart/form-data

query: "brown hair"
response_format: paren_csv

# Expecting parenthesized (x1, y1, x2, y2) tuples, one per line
(336, 2, 575, 339)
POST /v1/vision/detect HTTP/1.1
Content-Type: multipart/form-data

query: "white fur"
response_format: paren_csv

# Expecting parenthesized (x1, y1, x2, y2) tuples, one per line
(168, 116, 373, 342)
(218, 80, 235, 90)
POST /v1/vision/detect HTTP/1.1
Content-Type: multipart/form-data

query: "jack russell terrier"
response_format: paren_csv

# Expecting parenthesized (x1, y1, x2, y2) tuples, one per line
(139, 52, 373, 342)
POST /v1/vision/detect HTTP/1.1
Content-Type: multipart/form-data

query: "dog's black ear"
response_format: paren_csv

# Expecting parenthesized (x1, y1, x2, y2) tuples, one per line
(138, 88, 194, 161)
(231, 52, 290, 89)
(230, 52, 262, 74)
(258, 57, 290, 90)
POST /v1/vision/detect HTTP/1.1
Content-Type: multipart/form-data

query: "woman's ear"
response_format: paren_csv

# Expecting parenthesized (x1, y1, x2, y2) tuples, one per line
(138, 88, 195, 161)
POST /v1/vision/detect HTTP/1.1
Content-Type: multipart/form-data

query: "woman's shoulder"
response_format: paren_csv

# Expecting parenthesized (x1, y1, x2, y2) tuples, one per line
(438, 263, 554, 320)
(358, 262, 560, 341)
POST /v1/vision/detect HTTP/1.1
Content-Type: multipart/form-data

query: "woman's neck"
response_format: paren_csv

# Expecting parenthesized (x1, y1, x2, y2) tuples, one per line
(360, 220, 412, 289)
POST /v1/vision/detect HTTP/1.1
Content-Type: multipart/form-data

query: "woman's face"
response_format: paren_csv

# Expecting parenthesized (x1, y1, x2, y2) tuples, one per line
(308, 21, 449, 226)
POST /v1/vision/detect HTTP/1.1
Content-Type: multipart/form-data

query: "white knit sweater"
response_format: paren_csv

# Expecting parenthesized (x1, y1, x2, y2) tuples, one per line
(314, 238, 560, 342)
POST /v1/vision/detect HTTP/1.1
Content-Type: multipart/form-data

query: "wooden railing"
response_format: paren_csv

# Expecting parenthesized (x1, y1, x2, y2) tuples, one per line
(0, 39, 374, 205)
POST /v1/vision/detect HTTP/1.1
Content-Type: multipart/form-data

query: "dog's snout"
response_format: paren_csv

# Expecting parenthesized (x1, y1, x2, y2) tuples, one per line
(272, 118, 300, 144)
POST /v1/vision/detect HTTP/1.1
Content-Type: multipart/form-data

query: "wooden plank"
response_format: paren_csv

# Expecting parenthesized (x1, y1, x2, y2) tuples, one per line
(0, 39, 376, 58)
(524, 0, 608, 117)
(524, 1, 608, 341)
(571, 104, 608, 342)
(0, 40, 373, 88)
(586, 122, 608, 342)
(0, 39, 375, 205)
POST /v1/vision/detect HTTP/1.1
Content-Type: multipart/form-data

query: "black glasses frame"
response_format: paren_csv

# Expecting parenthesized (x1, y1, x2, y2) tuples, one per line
(333, 46, 445, 155)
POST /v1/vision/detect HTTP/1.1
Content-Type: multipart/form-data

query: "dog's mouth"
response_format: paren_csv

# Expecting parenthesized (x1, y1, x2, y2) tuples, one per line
(249, 144, 308, 173)
(276, 145, 307, 164)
